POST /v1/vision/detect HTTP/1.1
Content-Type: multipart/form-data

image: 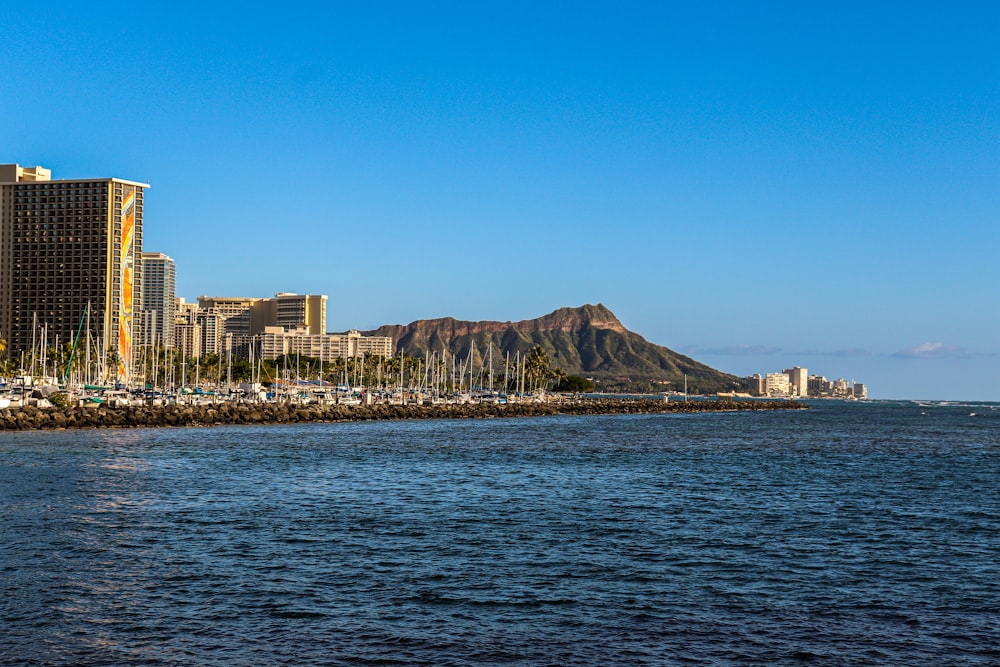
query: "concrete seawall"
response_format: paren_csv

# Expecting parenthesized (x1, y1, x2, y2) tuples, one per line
(0, 399, 806, 432)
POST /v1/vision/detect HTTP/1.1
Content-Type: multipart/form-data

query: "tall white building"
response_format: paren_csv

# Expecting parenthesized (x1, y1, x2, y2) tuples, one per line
(784, 366, 808, 398)
(174, 298, 202, 359)
(195, 308, 224, 358)
(140, 252, 176, 348)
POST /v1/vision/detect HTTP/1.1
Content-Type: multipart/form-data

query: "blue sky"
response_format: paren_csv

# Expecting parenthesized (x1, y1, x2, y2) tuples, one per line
(3, 2, 998, 400)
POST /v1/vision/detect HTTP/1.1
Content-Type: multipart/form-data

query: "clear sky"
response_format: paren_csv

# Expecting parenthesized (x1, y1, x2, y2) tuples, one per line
(3, 2, 998, 401)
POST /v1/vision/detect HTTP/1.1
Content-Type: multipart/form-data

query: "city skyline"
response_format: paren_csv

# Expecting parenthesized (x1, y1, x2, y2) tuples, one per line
(3, 3, 998, 401)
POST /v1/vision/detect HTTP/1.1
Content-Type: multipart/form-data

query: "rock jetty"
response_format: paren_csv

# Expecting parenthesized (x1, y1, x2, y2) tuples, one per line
(0, 398, 806, 432)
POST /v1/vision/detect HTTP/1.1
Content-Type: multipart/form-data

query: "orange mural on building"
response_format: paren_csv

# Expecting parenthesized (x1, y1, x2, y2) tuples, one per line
(118, 187, 135, 382)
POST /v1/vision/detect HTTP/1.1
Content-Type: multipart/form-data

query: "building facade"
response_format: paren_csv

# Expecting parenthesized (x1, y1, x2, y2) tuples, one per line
(271, 293, 326, 335)
(765, 372, 791, 397)
(236, 327, 393, 363)
(744, 373, 765, 395)
(173, 299, 202, 360)
(783, 366, 808, 398)
(0, 163, 147, 381)
(197, 293, 328, 352)
(195, 308, 224, 359)
(196, 296, 266, 338)
(139, 252, 176, 349)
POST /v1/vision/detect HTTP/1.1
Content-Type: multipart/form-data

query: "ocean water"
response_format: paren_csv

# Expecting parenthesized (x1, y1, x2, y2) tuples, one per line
(1, 401, 998, 666)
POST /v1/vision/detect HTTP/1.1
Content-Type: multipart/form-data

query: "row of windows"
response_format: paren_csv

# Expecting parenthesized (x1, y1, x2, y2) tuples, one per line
(16, 235, 106, 244)
(12, 279, 105, 286)
(13, 254, 107, 262)
(14, 219, 109, 228)
(10, 204, 141, 214)
(11, 226, 108, 236)
(12, 288, 109, 295)
(14, 196, 108, 204)
(14, 237, 107, 244)
(13, 269, 104, 276)
(11, 300, 106, 307)
(15, 220, 108, 228)
(14, 206, 108, 214)
(12, 260, 106, 267)
(10, 184, 108, 193)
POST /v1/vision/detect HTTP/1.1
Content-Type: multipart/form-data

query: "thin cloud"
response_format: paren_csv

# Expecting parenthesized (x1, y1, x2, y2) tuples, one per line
(793, 347, 873, 358)
(829, 348, 873, 358)
(892, 342, 966, 359)
(680, 344, 783, 356)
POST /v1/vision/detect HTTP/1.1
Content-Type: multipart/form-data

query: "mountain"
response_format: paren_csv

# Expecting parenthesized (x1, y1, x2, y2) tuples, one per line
(363, 304, 741, 393)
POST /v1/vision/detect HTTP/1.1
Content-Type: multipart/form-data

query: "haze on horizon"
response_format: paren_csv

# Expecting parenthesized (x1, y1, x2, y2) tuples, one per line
(3, 2, 997, 401)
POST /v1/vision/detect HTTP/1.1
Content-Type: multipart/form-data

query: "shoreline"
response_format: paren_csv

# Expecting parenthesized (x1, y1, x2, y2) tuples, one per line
(0, 398, 807, 432)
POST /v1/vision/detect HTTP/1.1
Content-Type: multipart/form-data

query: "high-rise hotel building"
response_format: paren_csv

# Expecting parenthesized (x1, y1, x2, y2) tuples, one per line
(0, 163, 148, 382)
(139, 252, 176, 349)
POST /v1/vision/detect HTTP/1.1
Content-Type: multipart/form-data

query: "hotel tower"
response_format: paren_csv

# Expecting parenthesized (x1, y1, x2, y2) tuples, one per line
(139, 252, 176, 349)
(0, 163, 148, 382)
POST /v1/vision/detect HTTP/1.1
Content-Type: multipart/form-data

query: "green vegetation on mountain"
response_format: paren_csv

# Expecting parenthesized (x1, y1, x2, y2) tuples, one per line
(365, 304, 742, 394)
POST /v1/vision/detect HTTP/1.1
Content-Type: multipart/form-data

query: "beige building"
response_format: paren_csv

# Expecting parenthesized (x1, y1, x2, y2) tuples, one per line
(765, 372, 791, 397)
(196, 296, 266, 337)
(196, 293, 326, 341)
(0, 163, 147, 381)
(246, 326, 393, 363)
(784, 366, 808, 397)
(271, 293, 326, 335)
(174, 299, 202, 359)
(174, 321, 203, 360)
(239, 293, 327, 336)
(808, 374, 833, 396)
(195, 308, 224, 358)
(187, 293, 389, 361)
(0, 165, 51, 182)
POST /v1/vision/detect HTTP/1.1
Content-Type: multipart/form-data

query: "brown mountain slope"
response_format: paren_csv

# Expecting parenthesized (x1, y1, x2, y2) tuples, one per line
(364, 304, 741, 393)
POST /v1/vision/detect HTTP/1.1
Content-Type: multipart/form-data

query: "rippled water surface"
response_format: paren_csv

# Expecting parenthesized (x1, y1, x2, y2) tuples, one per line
(2, 401, 998, 665)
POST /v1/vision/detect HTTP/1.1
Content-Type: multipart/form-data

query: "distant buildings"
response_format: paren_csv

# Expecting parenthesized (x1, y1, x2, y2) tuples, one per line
(196, 293, 326, 339)
(174, 293, 391, 362)
(745, 366, 868, 399)
(252, 326, 393, 363)
(0, 160, 418, 379)
(0, 163, 147, 381)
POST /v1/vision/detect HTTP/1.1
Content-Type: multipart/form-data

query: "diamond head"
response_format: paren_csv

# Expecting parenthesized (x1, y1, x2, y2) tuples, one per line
(364, 304, 741, 394)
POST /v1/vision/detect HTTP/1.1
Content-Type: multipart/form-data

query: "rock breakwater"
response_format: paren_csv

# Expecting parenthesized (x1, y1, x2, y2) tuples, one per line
(0, 398, 805, 432)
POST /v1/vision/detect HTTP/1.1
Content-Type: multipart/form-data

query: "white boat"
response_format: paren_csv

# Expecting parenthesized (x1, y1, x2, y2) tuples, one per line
(102, 390, 132, 407)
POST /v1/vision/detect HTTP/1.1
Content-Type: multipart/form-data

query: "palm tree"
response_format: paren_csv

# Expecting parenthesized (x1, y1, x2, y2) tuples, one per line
(525, 346, 556, 392)
(0, 338, 10, 377)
